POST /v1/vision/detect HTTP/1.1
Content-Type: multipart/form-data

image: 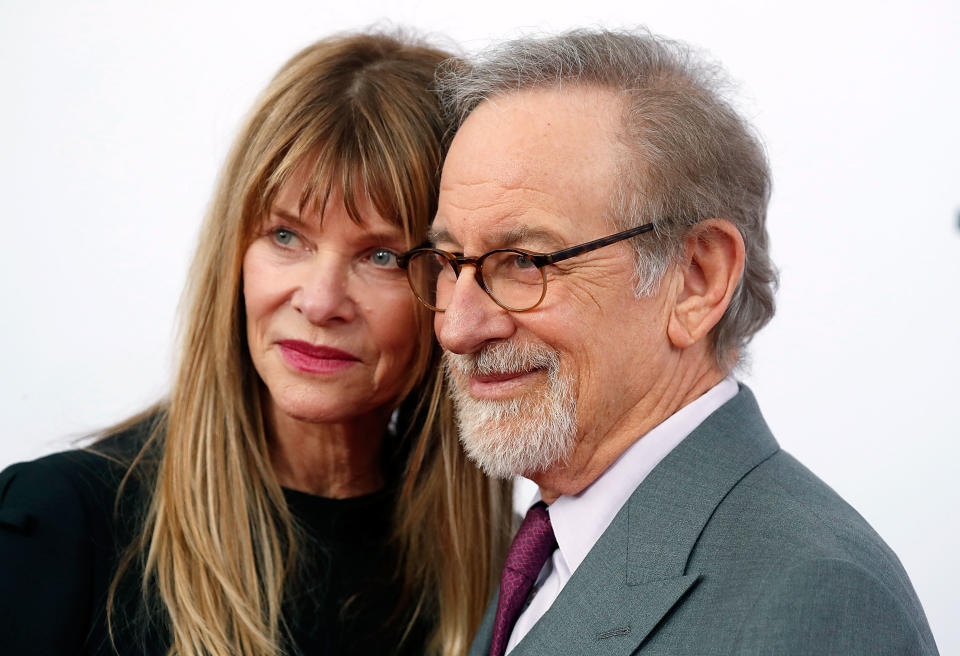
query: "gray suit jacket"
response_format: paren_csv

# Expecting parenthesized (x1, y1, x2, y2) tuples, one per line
(470, 386, 938, 655)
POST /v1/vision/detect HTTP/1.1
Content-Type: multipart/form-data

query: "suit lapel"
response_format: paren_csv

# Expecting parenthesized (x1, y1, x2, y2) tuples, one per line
(509, 385, 779, 655)
(627, 385, 779, 584)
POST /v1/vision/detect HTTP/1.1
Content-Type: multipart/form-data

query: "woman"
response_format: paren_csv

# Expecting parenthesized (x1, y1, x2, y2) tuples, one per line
(0, 32, 512, 656)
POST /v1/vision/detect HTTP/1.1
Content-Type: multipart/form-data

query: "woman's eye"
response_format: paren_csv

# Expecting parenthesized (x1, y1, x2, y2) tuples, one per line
(270, 228, 299, 247)
(368, 248, 399, 268)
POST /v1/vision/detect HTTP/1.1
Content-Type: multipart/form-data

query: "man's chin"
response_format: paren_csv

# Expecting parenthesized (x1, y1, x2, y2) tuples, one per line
(445, 344, 577, 479)
(459, 428, 531, 480)
(455, 404, 577, 481)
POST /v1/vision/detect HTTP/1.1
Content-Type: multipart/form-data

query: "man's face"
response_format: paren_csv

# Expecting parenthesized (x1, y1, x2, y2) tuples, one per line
(434, 87, 675, 482)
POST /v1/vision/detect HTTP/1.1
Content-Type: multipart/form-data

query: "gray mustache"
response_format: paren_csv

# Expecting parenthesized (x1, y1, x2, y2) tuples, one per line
(443, 342, 559, 377)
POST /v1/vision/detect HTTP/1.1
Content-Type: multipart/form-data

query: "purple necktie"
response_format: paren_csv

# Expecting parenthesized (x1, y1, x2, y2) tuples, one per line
(489, 501, 558, 656)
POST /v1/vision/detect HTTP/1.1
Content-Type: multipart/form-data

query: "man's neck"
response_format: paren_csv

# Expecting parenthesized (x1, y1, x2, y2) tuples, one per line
(533, 358, 726, 503)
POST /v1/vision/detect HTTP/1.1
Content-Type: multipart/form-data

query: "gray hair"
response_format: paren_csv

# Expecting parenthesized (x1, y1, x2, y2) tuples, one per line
(435, 28, 778, 371)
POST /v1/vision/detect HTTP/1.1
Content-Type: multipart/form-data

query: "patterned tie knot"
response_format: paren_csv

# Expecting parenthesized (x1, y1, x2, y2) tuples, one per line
(503, 502, 558, 581)
(489, 501, 558, 656)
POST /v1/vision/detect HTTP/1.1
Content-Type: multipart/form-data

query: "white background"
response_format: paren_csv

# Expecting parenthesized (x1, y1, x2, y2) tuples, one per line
(1, 1, 957, 652)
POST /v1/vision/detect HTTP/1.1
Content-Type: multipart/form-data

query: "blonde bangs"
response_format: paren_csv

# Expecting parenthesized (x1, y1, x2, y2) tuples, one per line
(239, 40, 444, 254)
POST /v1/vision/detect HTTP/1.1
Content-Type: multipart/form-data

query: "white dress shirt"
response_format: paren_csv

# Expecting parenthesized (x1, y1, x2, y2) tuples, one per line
(504, 377, 739, 654)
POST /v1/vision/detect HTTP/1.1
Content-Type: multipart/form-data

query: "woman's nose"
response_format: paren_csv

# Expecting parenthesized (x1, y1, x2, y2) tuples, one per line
(291, 256, 357, 325)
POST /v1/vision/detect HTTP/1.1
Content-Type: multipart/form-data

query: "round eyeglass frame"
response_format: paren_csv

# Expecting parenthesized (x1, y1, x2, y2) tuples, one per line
(398, 247, 548, 312)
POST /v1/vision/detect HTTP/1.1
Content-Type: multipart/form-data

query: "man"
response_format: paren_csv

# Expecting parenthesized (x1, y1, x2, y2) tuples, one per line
(399, 29, 938, 655)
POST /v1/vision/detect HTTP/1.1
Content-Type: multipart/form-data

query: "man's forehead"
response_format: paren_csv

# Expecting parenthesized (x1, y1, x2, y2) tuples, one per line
(435, 87, 623, 249)
(443, 87, 623, 188)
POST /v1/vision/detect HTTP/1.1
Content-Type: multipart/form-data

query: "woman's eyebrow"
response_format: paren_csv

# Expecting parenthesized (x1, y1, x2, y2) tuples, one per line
(270, 207, 307, 226)
(361, 230, 407, 246)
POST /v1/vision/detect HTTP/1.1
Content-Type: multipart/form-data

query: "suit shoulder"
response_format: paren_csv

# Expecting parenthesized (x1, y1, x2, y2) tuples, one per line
(728, 450, 896, 561)
(697, 450, 938, 652)
(735, 557, 939, 655)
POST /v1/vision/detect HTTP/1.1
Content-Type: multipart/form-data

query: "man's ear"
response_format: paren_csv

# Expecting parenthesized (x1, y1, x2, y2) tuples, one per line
(667, 219, 745, 350)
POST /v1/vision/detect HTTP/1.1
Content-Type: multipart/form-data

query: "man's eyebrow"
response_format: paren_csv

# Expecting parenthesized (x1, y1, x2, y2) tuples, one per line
(499, 225, 564, 251)
(427, 226, 456, 246)
(427, 225, 564, 251)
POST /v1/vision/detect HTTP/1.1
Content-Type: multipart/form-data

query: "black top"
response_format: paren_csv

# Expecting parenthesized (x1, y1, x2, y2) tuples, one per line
(0, 420, 428, 655)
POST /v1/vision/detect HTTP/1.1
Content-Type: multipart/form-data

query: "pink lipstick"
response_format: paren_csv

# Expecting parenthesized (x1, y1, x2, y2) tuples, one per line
(277, 340, 359, 374)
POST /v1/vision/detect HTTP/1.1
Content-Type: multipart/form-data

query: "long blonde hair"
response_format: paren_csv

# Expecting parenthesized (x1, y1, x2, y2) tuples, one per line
(105, 31, 512, 656)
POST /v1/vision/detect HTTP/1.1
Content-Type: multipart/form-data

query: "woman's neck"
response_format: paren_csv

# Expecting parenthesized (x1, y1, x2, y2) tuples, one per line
(264, 399, 391, 498)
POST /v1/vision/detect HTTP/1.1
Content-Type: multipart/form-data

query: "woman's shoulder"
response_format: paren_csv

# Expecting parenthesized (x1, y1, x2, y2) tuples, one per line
(0, 413, 162, 654)
(86, 407, 166, 470)
(0, 449, 102, 651)
(0, 451, 116, 533)
(0, 411, 163, 535)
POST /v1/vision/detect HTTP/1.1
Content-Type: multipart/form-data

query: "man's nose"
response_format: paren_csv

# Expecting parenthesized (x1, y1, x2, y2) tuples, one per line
(435, 266, 515, 354)
(292, 256, 357, 325)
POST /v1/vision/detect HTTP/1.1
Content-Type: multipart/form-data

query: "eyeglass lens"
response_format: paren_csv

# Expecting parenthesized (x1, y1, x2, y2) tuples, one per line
(405, 250, 546, 311)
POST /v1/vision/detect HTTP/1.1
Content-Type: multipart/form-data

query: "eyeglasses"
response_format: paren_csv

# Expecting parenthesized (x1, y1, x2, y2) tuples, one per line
(396, 222, 656, 312)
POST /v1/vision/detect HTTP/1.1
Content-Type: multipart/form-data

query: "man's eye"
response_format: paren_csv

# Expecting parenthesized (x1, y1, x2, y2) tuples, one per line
(512, 253, 535, 269)
(369, 248, 399, 268)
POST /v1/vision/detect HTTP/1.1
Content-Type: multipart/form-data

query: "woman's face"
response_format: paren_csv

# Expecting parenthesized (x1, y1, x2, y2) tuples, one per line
(242, 175, 420, 425)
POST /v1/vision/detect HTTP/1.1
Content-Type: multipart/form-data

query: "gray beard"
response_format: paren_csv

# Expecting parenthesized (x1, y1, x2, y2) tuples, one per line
(444, 341, 577, 479)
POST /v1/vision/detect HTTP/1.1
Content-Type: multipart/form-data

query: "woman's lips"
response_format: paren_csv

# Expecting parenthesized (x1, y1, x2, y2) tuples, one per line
(276, 340, 359, 374)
